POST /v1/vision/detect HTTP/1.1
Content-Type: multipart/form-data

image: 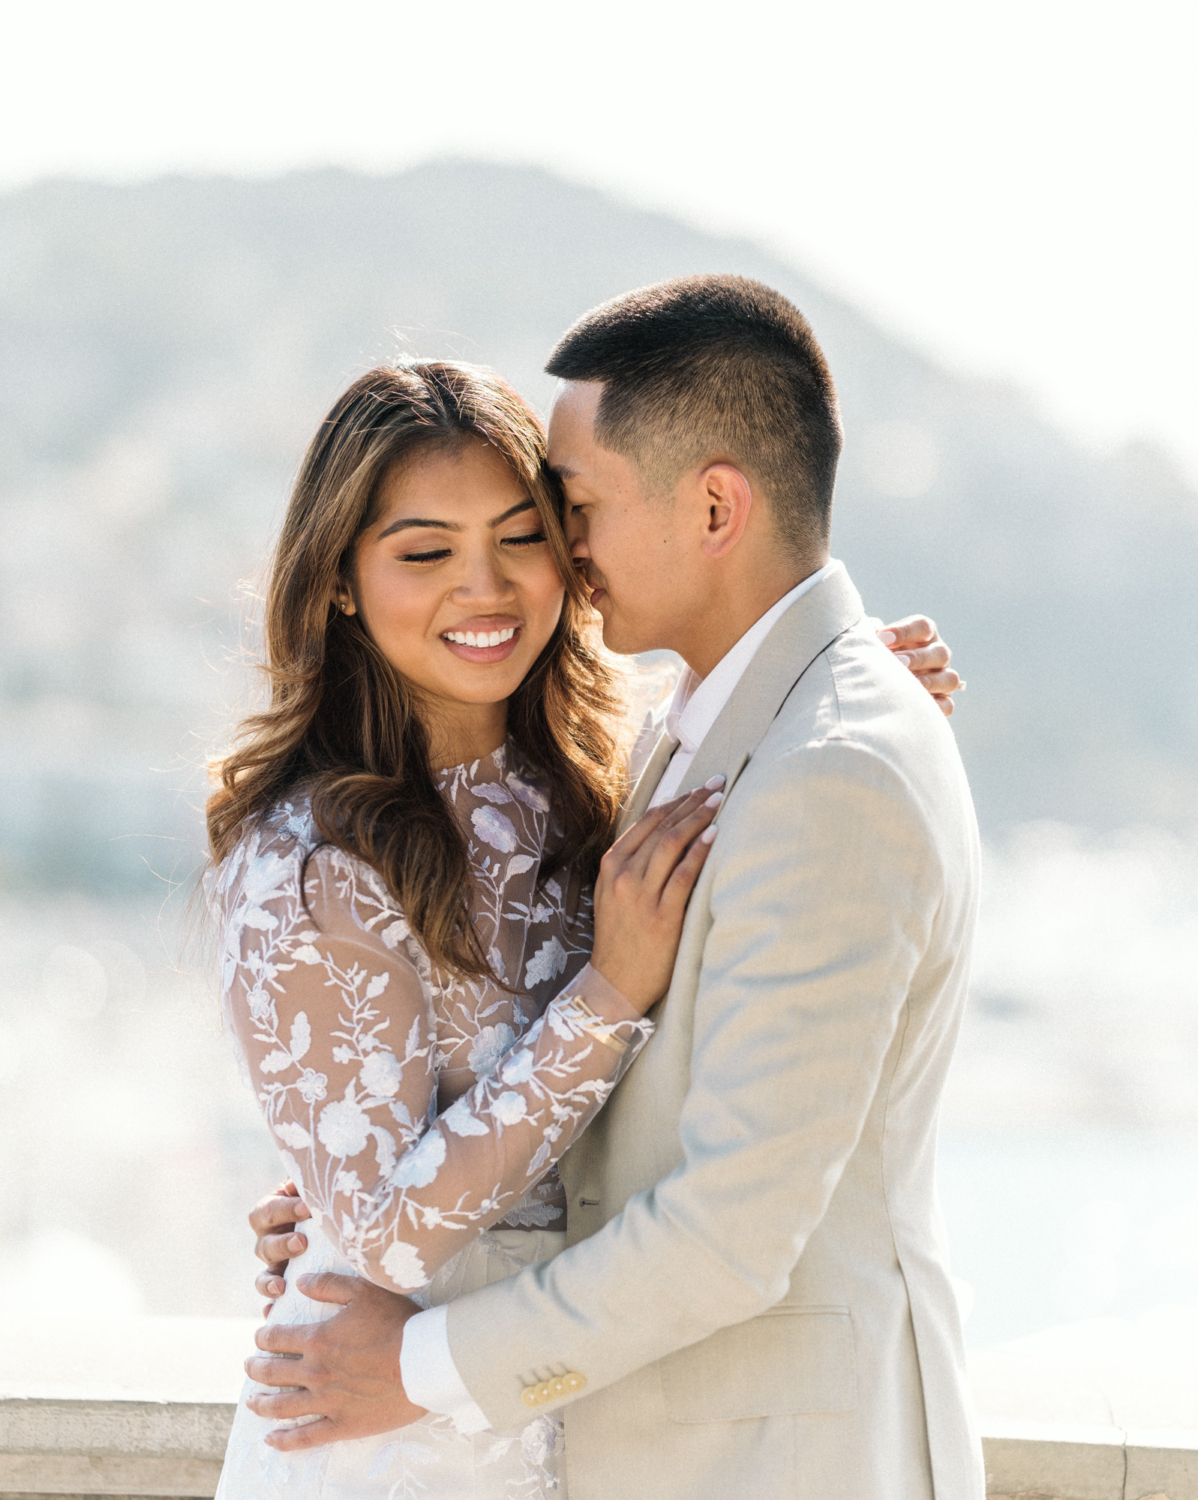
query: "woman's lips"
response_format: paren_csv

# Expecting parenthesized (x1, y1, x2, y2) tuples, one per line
(440, 625, 523, 663)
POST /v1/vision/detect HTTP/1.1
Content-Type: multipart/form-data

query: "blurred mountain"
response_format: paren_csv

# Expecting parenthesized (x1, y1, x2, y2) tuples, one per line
(2, 160, 1196, 892)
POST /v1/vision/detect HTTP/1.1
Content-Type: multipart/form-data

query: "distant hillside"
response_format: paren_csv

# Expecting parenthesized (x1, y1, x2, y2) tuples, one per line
(2, 161, 1196, 891)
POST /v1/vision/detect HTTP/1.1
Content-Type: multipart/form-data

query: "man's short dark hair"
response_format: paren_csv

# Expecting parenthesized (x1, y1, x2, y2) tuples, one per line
(546, 275, 842, 551)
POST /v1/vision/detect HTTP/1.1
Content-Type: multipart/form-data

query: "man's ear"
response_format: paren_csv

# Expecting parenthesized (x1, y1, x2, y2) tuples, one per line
(697, 464, 754, 558)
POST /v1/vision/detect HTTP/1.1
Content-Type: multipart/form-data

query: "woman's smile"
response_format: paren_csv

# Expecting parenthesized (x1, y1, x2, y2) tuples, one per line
(440, 616, 524, 662)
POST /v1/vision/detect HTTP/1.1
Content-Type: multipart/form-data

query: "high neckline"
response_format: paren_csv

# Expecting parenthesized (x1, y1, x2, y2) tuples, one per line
(435, 743, 508, 783)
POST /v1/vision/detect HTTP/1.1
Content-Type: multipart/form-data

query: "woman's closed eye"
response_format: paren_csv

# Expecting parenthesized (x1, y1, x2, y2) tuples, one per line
(398, 530, 545, 564)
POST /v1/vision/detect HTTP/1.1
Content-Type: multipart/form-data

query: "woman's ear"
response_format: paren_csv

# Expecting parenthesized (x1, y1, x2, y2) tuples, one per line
(333, 582, 357, 616)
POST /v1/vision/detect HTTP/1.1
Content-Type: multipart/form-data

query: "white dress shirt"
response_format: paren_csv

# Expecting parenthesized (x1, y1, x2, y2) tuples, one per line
(648, 562, 839, 808)
(401, 560, 842, 1434)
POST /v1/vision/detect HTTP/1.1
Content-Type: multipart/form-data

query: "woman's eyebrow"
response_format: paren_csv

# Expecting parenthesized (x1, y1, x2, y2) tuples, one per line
(376, 499, 535, 542)
(488, 499, 535, 528)
(377, 515, 461, 540)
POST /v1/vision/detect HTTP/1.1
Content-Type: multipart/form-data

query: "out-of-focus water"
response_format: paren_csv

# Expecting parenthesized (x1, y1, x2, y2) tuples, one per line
(1, 820, 1196, 1345)
(940, 1129, 1198, 1347)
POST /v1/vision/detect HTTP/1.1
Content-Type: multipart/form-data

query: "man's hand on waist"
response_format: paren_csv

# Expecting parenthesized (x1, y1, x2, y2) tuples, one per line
(244, 1271, 428, 1449)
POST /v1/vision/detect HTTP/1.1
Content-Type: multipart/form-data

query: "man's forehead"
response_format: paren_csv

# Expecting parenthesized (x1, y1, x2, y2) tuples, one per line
(548, 380, 604, 473)
(549, 379, 602, 427)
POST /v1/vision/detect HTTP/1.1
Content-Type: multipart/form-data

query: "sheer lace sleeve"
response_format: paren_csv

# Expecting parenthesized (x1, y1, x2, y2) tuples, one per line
(217, 824, 650, 1295)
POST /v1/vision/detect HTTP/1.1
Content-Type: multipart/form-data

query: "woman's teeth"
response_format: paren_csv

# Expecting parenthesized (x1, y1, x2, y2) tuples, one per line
(443, 627, 517, 647)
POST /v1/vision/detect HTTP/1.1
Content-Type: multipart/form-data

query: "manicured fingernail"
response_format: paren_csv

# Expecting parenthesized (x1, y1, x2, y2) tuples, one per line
(704, 775, 725, 789)
(878, 631, 897, 644)
(288, 1235, 305, 1253)
(895, 653, 912, 666)
(294, 1203, 310, 1218)
(704, 791, 724, 808)
(700, 825, 718, 844)
(958, 680, 967, 690)
(269, 1278, 284, 1295)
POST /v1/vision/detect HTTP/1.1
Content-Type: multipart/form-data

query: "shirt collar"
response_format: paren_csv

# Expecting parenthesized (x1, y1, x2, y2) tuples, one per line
(664, 561, 842, 755)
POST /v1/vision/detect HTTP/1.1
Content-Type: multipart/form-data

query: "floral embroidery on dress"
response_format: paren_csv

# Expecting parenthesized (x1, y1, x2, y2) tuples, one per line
(211, 746, 652, 1499)
(211, 745, 651, 1295)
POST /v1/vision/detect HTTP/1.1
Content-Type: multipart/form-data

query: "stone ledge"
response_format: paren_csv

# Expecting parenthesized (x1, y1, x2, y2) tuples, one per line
(2, 1312, 1197, 1498)
(980, 1421, 1198, 1499)
(0, 1397, 230, 1499)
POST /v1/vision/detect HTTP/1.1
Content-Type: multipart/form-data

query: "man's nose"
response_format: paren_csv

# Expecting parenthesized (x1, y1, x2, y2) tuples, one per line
(565, 508, 588, 556)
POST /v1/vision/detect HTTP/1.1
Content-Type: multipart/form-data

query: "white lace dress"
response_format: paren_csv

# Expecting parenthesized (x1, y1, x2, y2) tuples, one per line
(210, 745, 653, 1500)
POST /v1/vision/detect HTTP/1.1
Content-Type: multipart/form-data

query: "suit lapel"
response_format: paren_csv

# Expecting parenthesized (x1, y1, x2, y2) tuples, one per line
(616, 728, 680, 837)
(676, 567, 865, 800)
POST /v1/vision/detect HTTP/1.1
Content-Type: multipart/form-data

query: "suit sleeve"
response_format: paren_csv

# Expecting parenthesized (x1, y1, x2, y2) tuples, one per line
(442, 739, 944, 1429)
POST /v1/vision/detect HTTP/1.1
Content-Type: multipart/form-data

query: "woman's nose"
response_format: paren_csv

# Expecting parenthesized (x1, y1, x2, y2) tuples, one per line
(455, 549, 516, 603)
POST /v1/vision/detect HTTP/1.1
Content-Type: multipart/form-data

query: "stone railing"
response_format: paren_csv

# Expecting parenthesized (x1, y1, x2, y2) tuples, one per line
(3, 1311, 1197, 1498)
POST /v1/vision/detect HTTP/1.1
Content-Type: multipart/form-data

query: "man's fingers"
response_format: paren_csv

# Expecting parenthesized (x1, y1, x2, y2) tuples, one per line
(265, 1416, 339, 1452)
(935, 695, 955, 718)
(245, 1350, 306, 1384)
(877, 615, 938, 648)
(245, 1383, 319, 1419)
(255, 1318, 308, 1355)
(295, 1271, 361, 1307)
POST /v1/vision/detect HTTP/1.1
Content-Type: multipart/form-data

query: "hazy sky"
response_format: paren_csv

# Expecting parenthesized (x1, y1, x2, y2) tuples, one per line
(3, 0, 1195, 479)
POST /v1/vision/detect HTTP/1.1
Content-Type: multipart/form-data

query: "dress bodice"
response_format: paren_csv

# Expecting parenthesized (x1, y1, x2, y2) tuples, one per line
(209, 744, 650, 1294)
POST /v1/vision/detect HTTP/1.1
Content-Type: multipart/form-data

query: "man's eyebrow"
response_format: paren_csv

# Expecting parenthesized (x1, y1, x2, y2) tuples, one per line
(376, 498, 535, 541)
(549, 464, 579, 481)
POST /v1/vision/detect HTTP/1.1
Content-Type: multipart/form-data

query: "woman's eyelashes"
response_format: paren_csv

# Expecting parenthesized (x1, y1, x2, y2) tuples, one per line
(397, 531, 546, 565)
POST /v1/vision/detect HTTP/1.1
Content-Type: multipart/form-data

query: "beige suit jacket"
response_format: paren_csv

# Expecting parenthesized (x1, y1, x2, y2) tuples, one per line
(446, 567, 984, 1499)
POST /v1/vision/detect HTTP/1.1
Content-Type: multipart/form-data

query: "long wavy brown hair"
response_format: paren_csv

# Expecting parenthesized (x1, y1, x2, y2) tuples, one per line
(207, 362, 626, 980)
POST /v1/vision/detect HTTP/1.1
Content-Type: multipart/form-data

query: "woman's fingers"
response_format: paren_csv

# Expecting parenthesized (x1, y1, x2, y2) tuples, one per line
(918, 669, 961, 696)
(637, 793, 721, 891)
(624, 785, 723, 878)
(660, 820, 719, 910)
(256, 1268, 288, 1299)
(250, 1189, 310, 1243)
(878, 615, 938, 649)
(614, 779, 725, 863)
(892, 642, 952, 674)
(257, 1229, 307, 1265)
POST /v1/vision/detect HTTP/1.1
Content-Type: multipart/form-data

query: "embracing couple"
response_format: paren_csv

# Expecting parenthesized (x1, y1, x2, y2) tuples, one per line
(207, 275, 982, 1499)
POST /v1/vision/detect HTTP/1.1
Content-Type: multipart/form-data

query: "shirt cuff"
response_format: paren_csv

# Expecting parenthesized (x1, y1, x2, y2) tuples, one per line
(401, 1305, 492, 1435)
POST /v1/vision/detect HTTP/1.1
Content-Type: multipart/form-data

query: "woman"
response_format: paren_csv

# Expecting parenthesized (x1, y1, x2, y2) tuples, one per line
(208, 361, 957, 1499)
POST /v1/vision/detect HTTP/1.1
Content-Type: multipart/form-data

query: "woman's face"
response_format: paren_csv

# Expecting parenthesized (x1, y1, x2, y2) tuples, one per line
(345, 437, 566, 722)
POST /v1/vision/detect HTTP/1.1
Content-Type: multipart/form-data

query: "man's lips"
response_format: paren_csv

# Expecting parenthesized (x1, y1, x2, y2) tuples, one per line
(440, 622, 523, 663)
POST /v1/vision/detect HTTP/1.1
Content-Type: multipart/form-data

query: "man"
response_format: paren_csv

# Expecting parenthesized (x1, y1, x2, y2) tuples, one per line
(246, 275, 981, 1498)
